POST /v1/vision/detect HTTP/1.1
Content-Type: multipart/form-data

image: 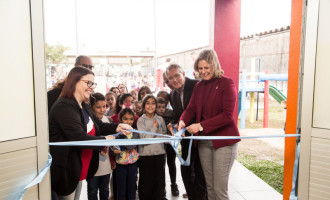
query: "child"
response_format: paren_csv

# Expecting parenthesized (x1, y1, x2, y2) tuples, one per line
(137, 94, 167, 200)
(87, 93, 112, 200)
(111, 93, 139, 123)
(157, 90, 172, 110)
(156, 96, 179, 197)
(105, 91, 116, 117)
(115, 108, 139, 200)
(110, 93, 139, 199)
(118, 84, 128, 95)
(156, 97, 166, 117)
(130, 89, 138, 101)
(133, 101, 143, 117)
(109, 86, 120, 97)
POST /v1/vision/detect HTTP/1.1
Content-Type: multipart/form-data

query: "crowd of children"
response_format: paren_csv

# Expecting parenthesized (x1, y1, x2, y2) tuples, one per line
(86, 85, 178, 200)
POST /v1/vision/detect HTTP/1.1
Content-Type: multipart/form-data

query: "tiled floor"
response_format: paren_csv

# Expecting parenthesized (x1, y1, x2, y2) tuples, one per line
(80, 159, 282, 200)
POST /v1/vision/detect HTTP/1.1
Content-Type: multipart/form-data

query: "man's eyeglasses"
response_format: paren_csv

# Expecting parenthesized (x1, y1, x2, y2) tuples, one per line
(81, 80, 97, 88)
(167, 73, 182, 81)
(81, 64, 94, 70)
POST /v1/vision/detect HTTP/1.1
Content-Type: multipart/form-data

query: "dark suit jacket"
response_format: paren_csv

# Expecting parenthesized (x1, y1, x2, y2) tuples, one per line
(169, 77, 198, 126)
(169, 77, 198, 159)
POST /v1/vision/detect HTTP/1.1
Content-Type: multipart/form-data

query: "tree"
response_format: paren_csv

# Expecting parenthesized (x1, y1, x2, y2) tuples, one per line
(45, 43, 69, 64)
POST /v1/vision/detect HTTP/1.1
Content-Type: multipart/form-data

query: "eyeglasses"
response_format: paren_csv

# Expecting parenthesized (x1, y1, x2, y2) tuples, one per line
(167, 73, 182, 81)
(80, 80, 97, 88)
(81, 64, 94, 70)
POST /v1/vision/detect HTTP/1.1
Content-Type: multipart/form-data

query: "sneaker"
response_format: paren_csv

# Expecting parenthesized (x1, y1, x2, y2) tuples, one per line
(183, 193, 188, 198)
(171, 183, 179, 196)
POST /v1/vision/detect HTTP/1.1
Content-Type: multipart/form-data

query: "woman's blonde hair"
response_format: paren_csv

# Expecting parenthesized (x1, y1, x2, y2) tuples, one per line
(194, 49, 224, 79)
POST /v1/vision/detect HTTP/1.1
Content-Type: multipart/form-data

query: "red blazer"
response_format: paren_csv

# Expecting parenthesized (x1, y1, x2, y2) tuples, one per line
(180, 76, 240, 149)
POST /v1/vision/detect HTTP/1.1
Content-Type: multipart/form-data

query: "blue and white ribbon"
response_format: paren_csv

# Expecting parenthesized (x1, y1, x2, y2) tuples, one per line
(16, 130, 300, 199)
(16, 154, 52, 200)
(49, 128, 300, 166)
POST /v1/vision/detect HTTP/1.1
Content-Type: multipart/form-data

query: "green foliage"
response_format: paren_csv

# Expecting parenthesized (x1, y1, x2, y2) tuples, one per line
(237, 154, 284, 194)
(45, 43, 69, 64)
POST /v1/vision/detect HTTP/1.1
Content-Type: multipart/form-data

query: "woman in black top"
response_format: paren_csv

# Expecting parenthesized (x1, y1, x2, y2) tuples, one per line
(49, 67, 132, 200)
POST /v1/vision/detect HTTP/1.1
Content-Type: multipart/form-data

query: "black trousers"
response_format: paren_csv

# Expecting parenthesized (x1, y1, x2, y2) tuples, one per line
(181, 140, 207, 200)
(166, 144, 177, 184)
(138, 154, 166, 200)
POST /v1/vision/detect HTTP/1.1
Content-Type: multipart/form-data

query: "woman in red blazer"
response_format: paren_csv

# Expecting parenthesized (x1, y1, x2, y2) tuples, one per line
(178, 49, 240, 200)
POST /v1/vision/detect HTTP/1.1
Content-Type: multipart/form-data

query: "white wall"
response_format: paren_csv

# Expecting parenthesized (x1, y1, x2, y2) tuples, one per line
(0, 0, 36, 141)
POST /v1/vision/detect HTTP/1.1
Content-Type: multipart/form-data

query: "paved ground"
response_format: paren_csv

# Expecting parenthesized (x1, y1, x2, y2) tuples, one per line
(239, 128, 285, 150)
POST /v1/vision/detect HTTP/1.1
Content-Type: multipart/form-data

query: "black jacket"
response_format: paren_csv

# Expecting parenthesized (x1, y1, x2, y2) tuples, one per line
(49, 97, 118, 195)
(170, 77, 198, 126)
(47, 87, 62, 113)
(169, 77, 198, 159)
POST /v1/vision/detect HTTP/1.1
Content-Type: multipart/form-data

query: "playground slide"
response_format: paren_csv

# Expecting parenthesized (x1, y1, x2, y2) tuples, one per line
(269, 85, 287, 103)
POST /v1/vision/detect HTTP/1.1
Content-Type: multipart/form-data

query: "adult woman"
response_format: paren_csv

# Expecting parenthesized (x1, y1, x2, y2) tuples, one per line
(49, 67, 131, 200)
(178, 49, 240, 200)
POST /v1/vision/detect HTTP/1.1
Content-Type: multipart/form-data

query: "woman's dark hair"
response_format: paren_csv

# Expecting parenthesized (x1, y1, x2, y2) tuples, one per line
(141, 94, 157, 113)
(138, 86, 152, 101)
(119, 108, 137, 129)
(115, 93, 133, 114)
(60, 67, 94, 99)
(90, 93, 105, 107)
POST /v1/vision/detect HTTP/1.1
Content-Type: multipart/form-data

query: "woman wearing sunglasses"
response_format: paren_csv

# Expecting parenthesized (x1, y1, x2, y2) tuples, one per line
(49, 67, 132, 200)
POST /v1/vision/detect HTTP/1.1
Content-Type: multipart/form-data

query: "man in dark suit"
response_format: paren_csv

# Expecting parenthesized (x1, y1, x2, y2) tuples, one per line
(165, 63, 207, 200)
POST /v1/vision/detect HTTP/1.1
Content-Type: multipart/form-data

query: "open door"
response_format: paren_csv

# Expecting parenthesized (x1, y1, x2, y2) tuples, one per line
(0, 0, 50, 199)
(298, 0, 330, 199)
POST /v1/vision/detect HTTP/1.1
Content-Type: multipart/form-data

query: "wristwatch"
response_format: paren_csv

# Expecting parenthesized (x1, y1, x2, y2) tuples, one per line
(198, 123, 203, 132)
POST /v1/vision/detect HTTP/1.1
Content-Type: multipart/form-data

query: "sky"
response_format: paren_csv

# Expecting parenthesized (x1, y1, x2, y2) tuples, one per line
(44, 0, 291, 56)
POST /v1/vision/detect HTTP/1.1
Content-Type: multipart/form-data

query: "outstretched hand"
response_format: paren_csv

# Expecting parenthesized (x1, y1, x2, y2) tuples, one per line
(116, 123, 133, 135)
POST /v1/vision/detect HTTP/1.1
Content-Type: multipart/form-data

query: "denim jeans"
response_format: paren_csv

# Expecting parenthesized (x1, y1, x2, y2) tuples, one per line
(116, 162, 138, 200)
(87, 174, 111, 200)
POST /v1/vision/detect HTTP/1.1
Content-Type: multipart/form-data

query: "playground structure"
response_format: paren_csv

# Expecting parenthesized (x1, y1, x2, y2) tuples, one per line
(239, 68, 288, 129)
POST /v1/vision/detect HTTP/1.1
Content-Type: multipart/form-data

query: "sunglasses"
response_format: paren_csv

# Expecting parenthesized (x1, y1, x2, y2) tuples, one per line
(81, 64, 94, 70)
(80, 80, 97, 88)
